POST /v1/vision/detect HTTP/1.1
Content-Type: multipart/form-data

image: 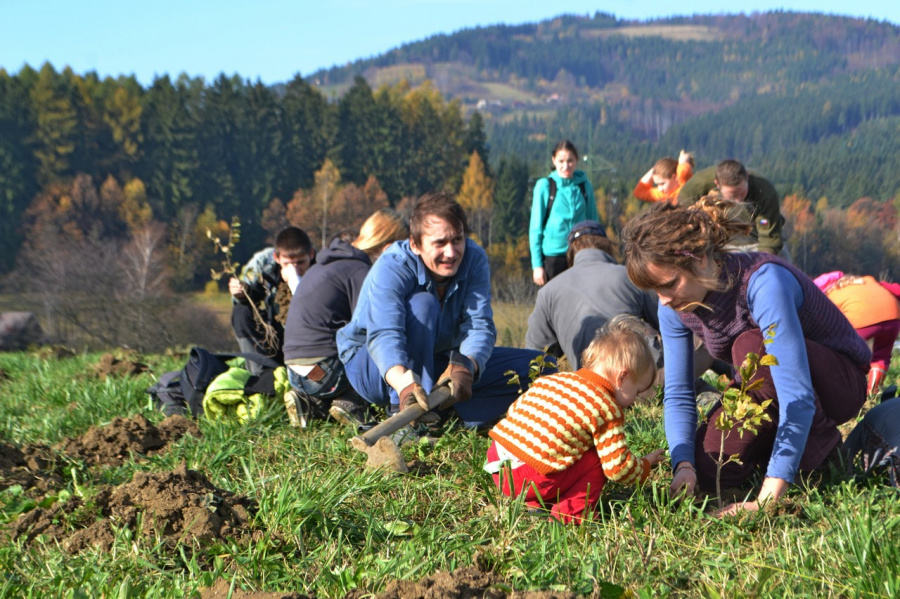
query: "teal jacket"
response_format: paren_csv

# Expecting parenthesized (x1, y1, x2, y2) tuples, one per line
(529, 170, 597, 268)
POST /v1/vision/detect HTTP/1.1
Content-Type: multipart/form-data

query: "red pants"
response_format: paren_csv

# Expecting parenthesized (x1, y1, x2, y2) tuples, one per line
(855, 319, 900, 371)
(487, 441, 606, 524)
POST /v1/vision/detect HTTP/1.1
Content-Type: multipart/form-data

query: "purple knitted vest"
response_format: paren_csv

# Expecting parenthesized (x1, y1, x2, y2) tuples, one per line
(680, 253, 870, 367)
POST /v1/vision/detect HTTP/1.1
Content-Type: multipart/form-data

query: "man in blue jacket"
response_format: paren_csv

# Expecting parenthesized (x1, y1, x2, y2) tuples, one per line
(337, 192, 548, 428)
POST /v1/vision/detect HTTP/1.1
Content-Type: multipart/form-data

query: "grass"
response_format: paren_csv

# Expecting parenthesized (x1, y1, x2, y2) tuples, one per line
(1, 343, 899, 597)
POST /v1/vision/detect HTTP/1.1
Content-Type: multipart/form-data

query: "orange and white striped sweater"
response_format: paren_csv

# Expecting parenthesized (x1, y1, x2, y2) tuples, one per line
(488, 369, 650, 485)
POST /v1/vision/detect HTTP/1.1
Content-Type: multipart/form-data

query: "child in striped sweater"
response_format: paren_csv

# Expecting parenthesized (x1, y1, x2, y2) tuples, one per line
(484, 320, 665, 524)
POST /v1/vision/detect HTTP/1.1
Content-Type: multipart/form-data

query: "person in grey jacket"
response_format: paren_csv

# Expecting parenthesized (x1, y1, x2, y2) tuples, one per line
(526, 220, 659, 370)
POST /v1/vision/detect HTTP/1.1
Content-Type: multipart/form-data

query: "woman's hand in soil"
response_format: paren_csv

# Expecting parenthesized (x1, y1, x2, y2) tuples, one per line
(714, 500, 759, 517)
(715, 477, 788, 517)
(669, 461, 697, 499)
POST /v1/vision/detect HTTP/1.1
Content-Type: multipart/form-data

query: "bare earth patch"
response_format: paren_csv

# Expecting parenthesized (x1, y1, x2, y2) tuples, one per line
(8, 463, 254, 553)
(57, 414, 200, 467)
(0, 441, 62, 494)
(92, 352, 151, 379)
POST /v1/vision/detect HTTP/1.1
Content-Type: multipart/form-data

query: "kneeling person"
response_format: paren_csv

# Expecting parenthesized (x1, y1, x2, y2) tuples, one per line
(337, 192, 547, 429)
(485, 320, 665, 524)
(229, 227, 315, 370)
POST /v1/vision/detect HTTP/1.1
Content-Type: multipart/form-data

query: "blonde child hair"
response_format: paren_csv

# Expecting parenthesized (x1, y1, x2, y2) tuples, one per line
(580, 317, 657, 384)
(353, 209, 409, 260)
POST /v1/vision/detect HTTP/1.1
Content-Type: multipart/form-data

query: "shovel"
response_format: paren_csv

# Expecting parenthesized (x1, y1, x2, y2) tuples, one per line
(350, 384, 452, 472)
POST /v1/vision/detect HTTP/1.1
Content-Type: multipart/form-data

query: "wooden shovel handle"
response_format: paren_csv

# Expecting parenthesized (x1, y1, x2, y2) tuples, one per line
(350, 385, 452, 450)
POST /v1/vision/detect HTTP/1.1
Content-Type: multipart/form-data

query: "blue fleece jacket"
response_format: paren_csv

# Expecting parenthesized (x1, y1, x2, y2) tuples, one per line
(336, 238, 496, 379)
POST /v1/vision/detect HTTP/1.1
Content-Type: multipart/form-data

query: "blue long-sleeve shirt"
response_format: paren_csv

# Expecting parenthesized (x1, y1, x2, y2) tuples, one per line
(336, 238, 496, 379)
(661, 263, 816, 483)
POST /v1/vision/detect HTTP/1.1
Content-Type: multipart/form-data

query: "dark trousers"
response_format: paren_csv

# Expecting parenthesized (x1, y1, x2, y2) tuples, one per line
(231, 302, 284, 362)
(695, 329, 866, 489)
(543, 255, 569, 282)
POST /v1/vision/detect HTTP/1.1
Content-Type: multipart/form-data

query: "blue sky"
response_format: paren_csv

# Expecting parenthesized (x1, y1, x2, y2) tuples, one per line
(2, 0, 898, 86)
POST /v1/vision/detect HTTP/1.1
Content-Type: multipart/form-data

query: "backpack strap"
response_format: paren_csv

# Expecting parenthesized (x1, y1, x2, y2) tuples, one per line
(542, 179, 589, 230)
(542, 178, 557, 229)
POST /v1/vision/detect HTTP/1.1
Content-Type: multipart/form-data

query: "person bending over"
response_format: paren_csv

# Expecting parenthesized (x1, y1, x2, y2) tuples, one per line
(485, 319, 664, 524)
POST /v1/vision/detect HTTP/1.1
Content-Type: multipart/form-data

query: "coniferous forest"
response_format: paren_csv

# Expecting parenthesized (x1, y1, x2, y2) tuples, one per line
(2, 10, 900, 327)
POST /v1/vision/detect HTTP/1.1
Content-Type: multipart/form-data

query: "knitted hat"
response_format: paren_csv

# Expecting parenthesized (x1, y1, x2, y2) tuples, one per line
(813, 271, 844, 293)
(567, 220, 606, 245)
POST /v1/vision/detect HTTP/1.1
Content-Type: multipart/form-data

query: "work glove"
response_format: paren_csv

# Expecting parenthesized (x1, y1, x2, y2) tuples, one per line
(438, 351, 475, 405)
(399, 382, 429, 412)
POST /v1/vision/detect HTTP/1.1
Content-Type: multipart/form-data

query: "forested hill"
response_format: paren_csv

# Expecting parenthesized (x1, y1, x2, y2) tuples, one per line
(312, 11, 900, 205)
(2, 10, 900, 295)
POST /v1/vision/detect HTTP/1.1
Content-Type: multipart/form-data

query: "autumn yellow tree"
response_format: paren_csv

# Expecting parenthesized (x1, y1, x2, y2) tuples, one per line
(457, 151, 493, 246)
(285, 159, 343, 247)
(120, 178, 153, 233)
(331, 175, 390, 234)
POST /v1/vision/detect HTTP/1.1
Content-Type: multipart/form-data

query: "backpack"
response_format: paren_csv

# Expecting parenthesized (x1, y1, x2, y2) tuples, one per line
(542, 178, 589, 229)
(147, 347, 281, 417)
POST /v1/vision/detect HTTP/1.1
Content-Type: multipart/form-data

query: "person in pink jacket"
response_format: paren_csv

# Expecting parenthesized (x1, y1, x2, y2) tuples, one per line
(815, 271, 900, 394)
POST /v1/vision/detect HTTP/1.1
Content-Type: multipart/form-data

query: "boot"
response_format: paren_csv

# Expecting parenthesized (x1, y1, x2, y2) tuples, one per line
(867, 366, 887, 396)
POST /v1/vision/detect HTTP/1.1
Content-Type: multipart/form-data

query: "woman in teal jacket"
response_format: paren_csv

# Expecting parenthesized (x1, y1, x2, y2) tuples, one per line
(530, 140, 598, 286)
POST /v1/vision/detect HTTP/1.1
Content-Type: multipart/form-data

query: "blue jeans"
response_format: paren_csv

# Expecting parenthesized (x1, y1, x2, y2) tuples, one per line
(287, 356, 361, 403)
(342, 290, 554, 427)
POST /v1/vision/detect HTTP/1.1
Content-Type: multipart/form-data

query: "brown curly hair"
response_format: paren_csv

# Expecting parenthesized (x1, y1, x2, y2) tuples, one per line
(622, 194, 753, 292)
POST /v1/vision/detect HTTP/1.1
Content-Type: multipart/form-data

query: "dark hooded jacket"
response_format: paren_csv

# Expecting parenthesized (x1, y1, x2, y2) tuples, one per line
(282, 238, 371, 362)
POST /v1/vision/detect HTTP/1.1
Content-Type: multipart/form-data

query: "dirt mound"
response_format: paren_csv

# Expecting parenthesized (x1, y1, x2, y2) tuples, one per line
(58, 414, 200, 467)
(92, 352, 151, 379)
(0, 441, 62, 494)
(8, 463, 255, 553)
(157, 414, 202, 444)
(200, 579, 309, 599)
(345, 567, 583, 599)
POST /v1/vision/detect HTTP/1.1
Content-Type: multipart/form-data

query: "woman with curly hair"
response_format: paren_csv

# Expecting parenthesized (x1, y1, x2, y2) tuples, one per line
(622, 196, 870, 515)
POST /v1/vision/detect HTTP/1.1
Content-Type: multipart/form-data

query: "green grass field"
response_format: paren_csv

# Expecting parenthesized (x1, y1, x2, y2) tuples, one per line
(1, 328, 899, 597)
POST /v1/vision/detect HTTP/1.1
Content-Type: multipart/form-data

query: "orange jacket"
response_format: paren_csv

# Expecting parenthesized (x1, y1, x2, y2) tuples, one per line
(633, 162, 693, 204)
(826, 276, 900, 329)
(489, 369, 649, 483)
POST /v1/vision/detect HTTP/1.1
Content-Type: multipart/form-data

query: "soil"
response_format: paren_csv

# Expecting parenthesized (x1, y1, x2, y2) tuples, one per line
(92, 352, 151, 379)
(345, 567, 584, 599)
(0, 441, 62, 494)
(199, 579, 310, 599)
(8, 463, 255, 553)
(57, 414, 200, 467)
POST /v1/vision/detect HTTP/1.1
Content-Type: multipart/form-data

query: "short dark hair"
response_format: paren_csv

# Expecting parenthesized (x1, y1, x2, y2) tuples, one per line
(409, 192, 468, 247)
(551, 139, 579, 161)
(715, 160, 748, 186)
(274, 226, 314, 259)
(567, 234, 617, 266)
